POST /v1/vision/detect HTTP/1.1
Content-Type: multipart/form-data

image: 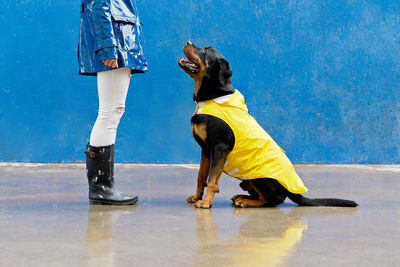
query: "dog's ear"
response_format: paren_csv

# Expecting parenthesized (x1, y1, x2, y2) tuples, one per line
(216, 58, 232, 84)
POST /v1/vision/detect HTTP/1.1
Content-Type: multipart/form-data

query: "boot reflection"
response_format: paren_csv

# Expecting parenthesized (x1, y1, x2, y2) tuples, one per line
(86, 205, 137, 267)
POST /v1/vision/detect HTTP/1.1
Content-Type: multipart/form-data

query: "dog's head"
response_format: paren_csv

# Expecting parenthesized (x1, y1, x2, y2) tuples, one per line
(178, 41, 234, 102)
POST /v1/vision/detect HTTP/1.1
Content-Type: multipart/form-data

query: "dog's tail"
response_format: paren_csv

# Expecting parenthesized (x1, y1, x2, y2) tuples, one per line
(287, 193, 358, 207)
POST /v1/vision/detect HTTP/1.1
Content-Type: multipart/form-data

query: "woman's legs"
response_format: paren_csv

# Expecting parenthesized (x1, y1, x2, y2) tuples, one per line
(85, 67, 137, 205)
(90, 67, 131, 146)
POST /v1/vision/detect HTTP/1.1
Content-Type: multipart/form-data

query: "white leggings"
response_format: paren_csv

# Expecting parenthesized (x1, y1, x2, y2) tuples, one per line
(89, 67, 131, 147)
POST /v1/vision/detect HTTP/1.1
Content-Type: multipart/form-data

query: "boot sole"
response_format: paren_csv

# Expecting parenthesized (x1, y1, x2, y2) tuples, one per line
(89, 196, 138, 205)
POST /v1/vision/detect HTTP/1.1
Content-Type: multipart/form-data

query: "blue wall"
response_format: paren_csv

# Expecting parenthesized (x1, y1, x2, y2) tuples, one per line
(0, 0, 399, 163)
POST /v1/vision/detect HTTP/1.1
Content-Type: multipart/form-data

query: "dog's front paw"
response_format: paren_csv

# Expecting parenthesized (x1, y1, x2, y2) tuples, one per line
(195, 200, 212, 209)
(187, 195, 201, 203)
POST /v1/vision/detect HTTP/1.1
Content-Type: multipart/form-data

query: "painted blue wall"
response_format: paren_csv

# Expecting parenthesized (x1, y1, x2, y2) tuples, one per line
(0, 0, 399, 163)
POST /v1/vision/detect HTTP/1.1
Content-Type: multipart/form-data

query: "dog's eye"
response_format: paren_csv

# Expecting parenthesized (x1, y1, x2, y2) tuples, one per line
(200, 48, 205, 54)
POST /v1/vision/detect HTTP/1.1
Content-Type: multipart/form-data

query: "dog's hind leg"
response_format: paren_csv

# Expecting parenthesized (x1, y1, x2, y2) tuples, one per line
(233, 198, 270, 208)
(231, 180, 260, 202)
(231, 194, 255, 202)
(233, 181, 270, 208)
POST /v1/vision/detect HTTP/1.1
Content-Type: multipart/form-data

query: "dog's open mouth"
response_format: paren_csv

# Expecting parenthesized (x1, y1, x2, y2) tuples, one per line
(178, 57, 200, 73)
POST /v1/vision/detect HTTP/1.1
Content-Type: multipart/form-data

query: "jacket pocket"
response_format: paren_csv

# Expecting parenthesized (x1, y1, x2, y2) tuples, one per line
(111, 14, 140, 53)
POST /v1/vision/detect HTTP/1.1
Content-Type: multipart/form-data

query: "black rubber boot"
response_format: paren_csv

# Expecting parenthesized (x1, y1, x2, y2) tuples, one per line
(85, 143, 138, 205)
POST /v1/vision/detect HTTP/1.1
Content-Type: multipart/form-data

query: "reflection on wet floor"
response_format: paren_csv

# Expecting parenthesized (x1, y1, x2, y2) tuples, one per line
(86, 206, 138, 267)
(192, 206, 357, 267)
(83, 204, 357, 267)
(0, 164, 399, 266)
(194, 207, 306, 267)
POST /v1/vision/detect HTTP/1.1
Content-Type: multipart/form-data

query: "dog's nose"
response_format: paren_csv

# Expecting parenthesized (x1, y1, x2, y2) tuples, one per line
(185, 41, 193, 47)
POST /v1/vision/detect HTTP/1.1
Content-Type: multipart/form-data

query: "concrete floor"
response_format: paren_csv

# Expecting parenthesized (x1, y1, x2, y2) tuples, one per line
(0, 163, 399, 267)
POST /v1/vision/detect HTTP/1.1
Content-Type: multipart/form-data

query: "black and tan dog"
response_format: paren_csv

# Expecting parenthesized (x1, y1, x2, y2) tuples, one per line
(178, 41, 357, 209)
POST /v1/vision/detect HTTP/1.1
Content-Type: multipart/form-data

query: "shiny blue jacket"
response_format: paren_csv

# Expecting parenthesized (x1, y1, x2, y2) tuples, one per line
(78, 0, 148, 75)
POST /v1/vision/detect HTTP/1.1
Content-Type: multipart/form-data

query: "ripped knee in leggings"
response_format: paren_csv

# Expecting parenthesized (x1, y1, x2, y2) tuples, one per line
(111, 106, 125, 125)
(116, 106, 125, 112)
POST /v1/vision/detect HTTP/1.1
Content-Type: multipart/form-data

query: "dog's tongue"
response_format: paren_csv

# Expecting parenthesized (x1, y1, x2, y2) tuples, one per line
(178, 58, 193, 65)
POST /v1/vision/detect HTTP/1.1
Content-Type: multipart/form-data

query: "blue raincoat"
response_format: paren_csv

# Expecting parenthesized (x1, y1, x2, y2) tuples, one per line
(78, 0, 148, 75)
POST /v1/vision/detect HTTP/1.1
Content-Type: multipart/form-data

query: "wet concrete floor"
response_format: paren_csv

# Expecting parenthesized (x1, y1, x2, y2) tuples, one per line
(0, 163, 399, 267)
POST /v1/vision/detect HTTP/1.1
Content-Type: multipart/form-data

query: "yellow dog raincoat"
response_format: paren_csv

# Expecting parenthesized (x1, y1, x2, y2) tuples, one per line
(194, 90, 308, 194)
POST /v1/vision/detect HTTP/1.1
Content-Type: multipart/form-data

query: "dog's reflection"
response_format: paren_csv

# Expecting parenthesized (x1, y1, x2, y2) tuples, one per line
(85, 205, 137, 267)
(193, 206, 356, 267)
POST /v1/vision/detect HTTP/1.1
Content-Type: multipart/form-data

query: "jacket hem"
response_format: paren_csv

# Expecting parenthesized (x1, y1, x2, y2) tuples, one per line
(79, 67, 147, 76)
